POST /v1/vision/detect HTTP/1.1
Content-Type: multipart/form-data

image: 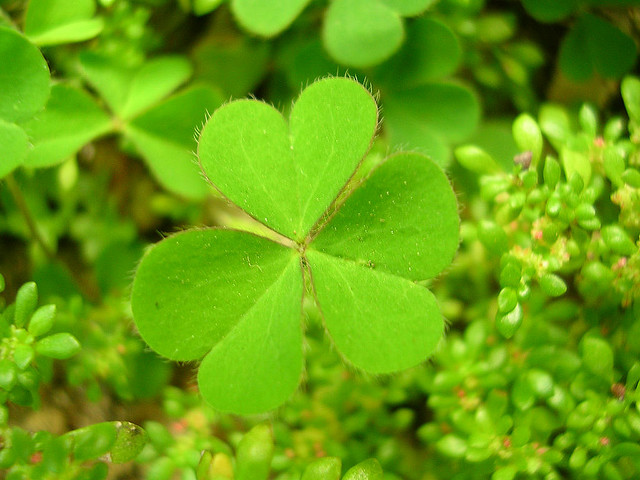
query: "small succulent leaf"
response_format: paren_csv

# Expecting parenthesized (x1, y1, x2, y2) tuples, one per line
(342, 458, 383, 480)
(301, 457, 342, 480)
(197, 258, 303, 414)
(231, 0, 311, 37)
(375, 17, 461, 88)
(559, 14, 637, 81)
(109, 421, 148, 464)
(24, 0, 103, 46)
(380, 0, 436, 16)
(79, 53, 191, 118)
(383, 82, 480, 166)
(0, 120, 29, 179)
(198, 77, 378, 240)
(622, 75, 640, 125)
(234, 424, 275, 480)
(0, 27, 50, 123)
(131, 229, 299, 362)
(307, 249, 443, 373)
(323, 0, 404, 68)
(20, 84, 112, 168)
(126, 86, 222, 199)
(312, 153, 459, 281)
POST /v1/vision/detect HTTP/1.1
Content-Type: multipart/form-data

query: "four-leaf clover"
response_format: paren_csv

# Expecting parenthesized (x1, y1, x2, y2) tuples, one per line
(131, 77, 459, 414)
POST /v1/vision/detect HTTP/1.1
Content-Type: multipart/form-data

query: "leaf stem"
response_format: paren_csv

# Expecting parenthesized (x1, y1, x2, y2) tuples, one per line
(4, 174, 101, 303)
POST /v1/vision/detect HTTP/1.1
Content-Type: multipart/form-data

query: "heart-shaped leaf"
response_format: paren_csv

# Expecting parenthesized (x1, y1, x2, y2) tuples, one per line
(0, 27, 50, 123)
(0, 119, 29, 179)
(21, 84, 112, 168)
(559, 13, 637, 81)
(79, 53, 192, 120)
(374, 17, 461, 88)
(198, 77, 378, 240)
(231, 0, 311, 37)
(24, 0, 103, 46)
(126, 86, 223, 199)
(383, 82, 480, 166)
(323, 0, 404, 68)
(132, 77, 459, 414)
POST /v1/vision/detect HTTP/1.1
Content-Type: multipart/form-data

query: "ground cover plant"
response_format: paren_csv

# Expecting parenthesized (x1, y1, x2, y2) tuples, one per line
(0, 0, 639, 479)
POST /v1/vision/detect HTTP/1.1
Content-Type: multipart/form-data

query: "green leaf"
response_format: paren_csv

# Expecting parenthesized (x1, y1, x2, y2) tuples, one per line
(512, 114, 542, 166)
(109, 422, 147, 464)
(581, 336, 614, 381)
(621, 75, 640, 125)
(35, 333, 80, 359)
(27, 304, 56, 337)
(301, 457, 341, 480)
(79, 53, 192, 119)
(192, 36, 270, 98)
(193, 0, 224, 15)
(383, 83, 480, 166)
(307, 250, 443, 372)
(342, 459, 383, 480)
(559, 13, 637, 81)
(132, 229, 304, 413)
(455, 145, 501, 174)
(235, 424, 274, 480)
(20, 84, 112, 168)
(0, 119, 29, 179)
(561, 146, 591, 189)
(380, 0, 435, 16)
(198, 258, 303, 414)
(0, 27, 50, 123)
(375, 17, 461, 88)
(14, 281, 38, 328)
(198, 77, 378, 241)
(126, 86, 223, 199)
(323, 0, 404, 68)
(66, 422, 117, 461)
(521, 0, 576, 22)
(312, 153, 459, 281)
(24, 0, 103, 46)
(231, 0, 310, 36)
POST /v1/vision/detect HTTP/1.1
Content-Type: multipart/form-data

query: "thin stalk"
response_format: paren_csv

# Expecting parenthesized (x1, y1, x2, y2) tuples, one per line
(4, 174, 101, 303)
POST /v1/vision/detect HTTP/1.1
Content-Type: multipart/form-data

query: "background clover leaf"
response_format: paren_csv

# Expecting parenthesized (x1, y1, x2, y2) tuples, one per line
(0, 27, 50, 124)
(198, 77, 378, 241)
(231, 0, 311, 37)
(20, 84, 112, 168)
(24, 0, 104, 46)
(132, 77, 459, 414)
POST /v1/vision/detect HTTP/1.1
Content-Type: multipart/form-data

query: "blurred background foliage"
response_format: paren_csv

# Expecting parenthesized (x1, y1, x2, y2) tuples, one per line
(0, 0, 639, 479)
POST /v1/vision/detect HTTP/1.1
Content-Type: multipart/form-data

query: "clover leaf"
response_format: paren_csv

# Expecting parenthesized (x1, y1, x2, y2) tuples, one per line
(323, 0, 435, 68)
(131, 77, 459, 414)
